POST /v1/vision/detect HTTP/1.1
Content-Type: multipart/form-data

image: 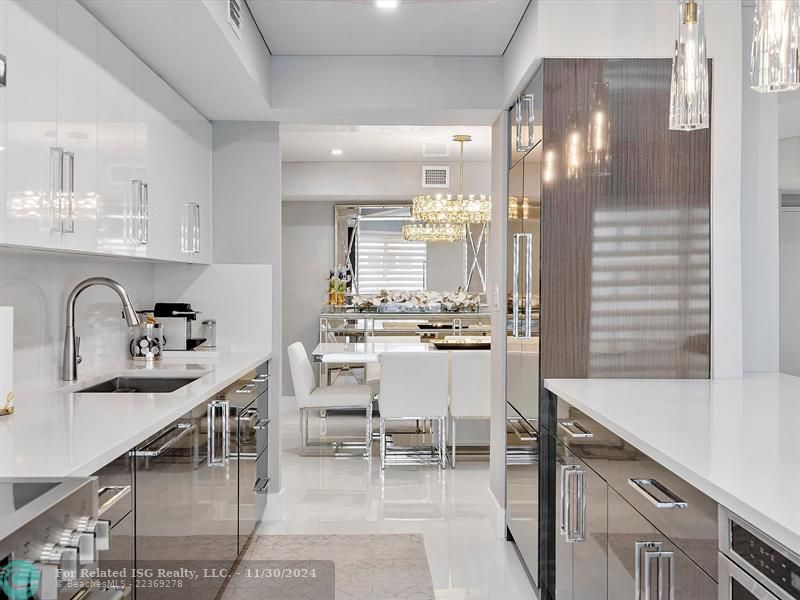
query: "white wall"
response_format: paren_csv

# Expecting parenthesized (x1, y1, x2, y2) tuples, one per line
(489, 112, 509, 509)
(741, 4, 781, 373)
(212, 121, 283, 489)
(281, 201, 333, 395)
(282, 161, 492, 202)
(0, 248, 155, 385)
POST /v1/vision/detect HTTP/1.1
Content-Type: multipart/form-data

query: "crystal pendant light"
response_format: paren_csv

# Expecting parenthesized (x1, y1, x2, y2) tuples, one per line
(412, 135, 491, 224)
(669, 0, 709, 131)
(751, 0, 800, 92)
(587, 81, 611, 176)
(401, 222, 465, 243)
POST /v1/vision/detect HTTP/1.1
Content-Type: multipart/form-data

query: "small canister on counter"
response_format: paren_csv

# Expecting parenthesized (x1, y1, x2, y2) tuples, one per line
(130, 322, 164, 361)
(201, 319, 216, 349)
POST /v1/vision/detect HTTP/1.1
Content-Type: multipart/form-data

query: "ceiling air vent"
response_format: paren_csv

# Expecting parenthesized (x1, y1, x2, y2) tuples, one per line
(422, 141, 449, 158)
(782, 193, 800, 208)
(422, 166, 449, 188)
(228, 0, 242, 39)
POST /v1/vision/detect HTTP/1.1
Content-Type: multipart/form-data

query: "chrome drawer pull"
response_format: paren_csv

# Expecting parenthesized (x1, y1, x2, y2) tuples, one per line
(628, 478, 688, 509)
(644, 548, 675, 600)
(236, 407, 258, 422)
(558, 420, 593, 439)
(236, 383, 257, 394)
(97, 485, 131, 516)
(560, 465, 587, 543)
(131, 423, 194, 457)
(635, 541, 664, 600)
(253, 418, 271, 430)
(507, 418, 537, 442)
(251, 373, 270, 383)
(253, 477, 270, 493)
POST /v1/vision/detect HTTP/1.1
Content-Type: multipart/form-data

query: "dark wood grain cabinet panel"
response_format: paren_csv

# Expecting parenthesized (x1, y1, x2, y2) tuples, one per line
(540, 58, 711, 380)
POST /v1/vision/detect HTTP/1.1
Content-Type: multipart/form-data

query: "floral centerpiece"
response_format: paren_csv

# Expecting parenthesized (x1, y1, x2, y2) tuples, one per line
(351, 289, 480, 313)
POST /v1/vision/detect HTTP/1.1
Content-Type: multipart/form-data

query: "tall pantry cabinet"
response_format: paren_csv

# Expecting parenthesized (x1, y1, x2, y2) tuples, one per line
(0, 0, 211, 263)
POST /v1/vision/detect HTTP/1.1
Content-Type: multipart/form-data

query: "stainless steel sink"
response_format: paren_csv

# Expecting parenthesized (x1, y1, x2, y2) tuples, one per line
(76, 376, 201, 394)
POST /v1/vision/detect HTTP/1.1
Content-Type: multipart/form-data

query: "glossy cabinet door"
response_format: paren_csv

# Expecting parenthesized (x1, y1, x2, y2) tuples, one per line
(506, 433, 540, 585)
(5, 0, 59, 248)
(55, 0, 97, 252)
(607, 488, 717, 600)
(555, 441, 608, 600)
(0, 0, 7, 240)
(96, 25, 140, 257)
(507, 156, 525, 419)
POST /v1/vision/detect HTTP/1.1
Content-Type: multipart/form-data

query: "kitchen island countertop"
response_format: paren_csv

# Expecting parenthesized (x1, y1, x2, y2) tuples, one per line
(0, 351, 271, 478)
(544, 374, 800, 555)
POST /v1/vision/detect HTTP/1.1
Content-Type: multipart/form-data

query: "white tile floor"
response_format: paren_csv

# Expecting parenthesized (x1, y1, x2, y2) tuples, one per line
(257, 397, 536, 600)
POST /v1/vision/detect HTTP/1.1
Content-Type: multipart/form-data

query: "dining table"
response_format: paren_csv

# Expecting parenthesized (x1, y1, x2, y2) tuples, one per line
(311, 341, 439, 364)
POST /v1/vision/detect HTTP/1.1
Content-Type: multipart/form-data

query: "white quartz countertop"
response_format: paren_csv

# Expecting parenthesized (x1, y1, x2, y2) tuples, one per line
(544, 374, 800, 554)
(0, 351, 271, 478)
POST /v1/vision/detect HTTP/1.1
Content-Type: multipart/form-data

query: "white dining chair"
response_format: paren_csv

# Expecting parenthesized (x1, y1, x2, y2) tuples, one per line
(378, 352, 449, 469)
(287, 342, 373, 458)
(365, 335, 422, 396)
(449, 350, 491, 467)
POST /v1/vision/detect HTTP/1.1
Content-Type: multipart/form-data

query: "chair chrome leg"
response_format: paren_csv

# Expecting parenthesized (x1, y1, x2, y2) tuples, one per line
(300, 408, 308, 457)
(365, 405, 372, 461)
(451, 416, 456, 469)
(439, 417, 446, 469)
(380, 417, 386, 470)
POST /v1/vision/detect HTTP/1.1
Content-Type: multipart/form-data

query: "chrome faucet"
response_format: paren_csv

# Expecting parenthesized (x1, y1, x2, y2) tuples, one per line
(62, 277, 141, 381)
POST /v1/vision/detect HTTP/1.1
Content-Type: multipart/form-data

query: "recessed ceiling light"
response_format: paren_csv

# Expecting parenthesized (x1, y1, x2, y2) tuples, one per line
(330, 148, 343, 156)
(374, 0, 399, 9)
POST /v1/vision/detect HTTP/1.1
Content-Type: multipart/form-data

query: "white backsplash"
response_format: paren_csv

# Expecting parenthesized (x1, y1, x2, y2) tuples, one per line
(0, 248, 155, 385)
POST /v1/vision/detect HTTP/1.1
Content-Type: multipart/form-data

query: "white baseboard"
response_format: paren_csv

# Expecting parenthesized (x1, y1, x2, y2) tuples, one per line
(488, 487, 507, 539)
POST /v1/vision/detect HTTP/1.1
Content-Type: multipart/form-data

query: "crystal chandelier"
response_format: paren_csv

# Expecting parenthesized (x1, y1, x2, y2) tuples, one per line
(669, 0, 710, 131)
(401, 222, 465, 243)
(751, 0, 800, 92)
(412, 135, 491, 224)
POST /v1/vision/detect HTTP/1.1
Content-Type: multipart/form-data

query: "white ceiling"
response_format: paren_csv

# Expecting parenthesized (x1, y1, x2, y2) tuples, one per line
(248, 0, 529, 56)
(280, 125, 492, 162)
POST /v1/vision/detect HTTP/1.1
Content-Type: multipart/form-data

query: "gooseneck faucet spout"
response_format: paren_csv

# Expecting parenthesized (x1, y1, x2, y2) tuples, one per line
(62, 277, 141, 381)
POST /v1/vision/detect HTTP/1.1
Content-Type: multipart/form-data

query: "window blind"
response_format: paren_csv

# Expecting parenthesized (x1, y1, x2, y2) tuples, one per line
(356, 219, 427, 293)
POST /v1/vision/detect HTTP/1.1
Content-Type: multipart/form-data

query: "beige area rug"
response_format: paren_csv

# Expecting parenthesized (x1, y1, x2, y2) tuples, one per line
(221, 534, 435, 600)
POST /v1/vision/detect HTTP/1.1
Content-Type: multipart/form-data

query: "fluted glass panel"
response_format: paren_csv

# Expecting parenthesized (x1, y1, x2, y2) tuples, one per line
(751, 0, 800, 92)
(669, 0, 709, 131)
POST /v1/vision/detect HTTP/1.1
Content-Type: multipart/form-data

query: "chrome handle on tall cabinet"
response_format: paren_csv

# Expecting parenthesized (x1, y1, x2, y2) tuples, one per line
(512, 233, 534, 339)
(515, 94, 535, 153)
(193, 203, 200, 253)
(207, 399, 229, 465)
(64, 151, 75, 233)
(512, 233, 521, 338)
(560, 464, 587, 543)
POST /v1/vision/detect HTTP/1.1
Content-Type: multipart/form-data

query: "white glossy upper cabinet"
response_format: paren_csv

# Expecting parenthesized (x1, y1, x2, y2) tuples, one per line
(96, 25, 141, 257)
(0, 0, 7, 238)
(55, 0, 97, 252)
(5, 0, 59, 249)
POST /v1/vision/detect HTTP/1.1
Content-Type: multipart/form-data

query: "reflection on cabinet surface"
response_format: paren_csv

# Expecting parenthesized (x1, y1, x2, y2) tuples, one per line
(2, 0, 211, 263)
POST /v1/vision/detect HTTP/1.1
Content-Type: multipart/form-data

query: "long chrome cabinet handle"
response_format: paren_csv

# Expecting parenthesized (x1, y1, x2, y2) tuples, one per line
(645, 547, 675, 600)
(523, 232, 533, 338)
(560, 464, 587, 543)
(97, 485, 132, 517)
(193, 203, 200, 253)
(635, 541, 663, 600)
(253, 418, 270, 430)
(628, 478, 688, 509)
(558, 419, 594, 439)
(512, 233, 520, 337)
(207, 399, 230, 465)
(514, 94, 535, 153)
(131, 423, 194, 458)
(251, 373, 270, 383)
(141, 182, 149, 245)
(506, 418, 537, 442)
(50, 147, 76, 233)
